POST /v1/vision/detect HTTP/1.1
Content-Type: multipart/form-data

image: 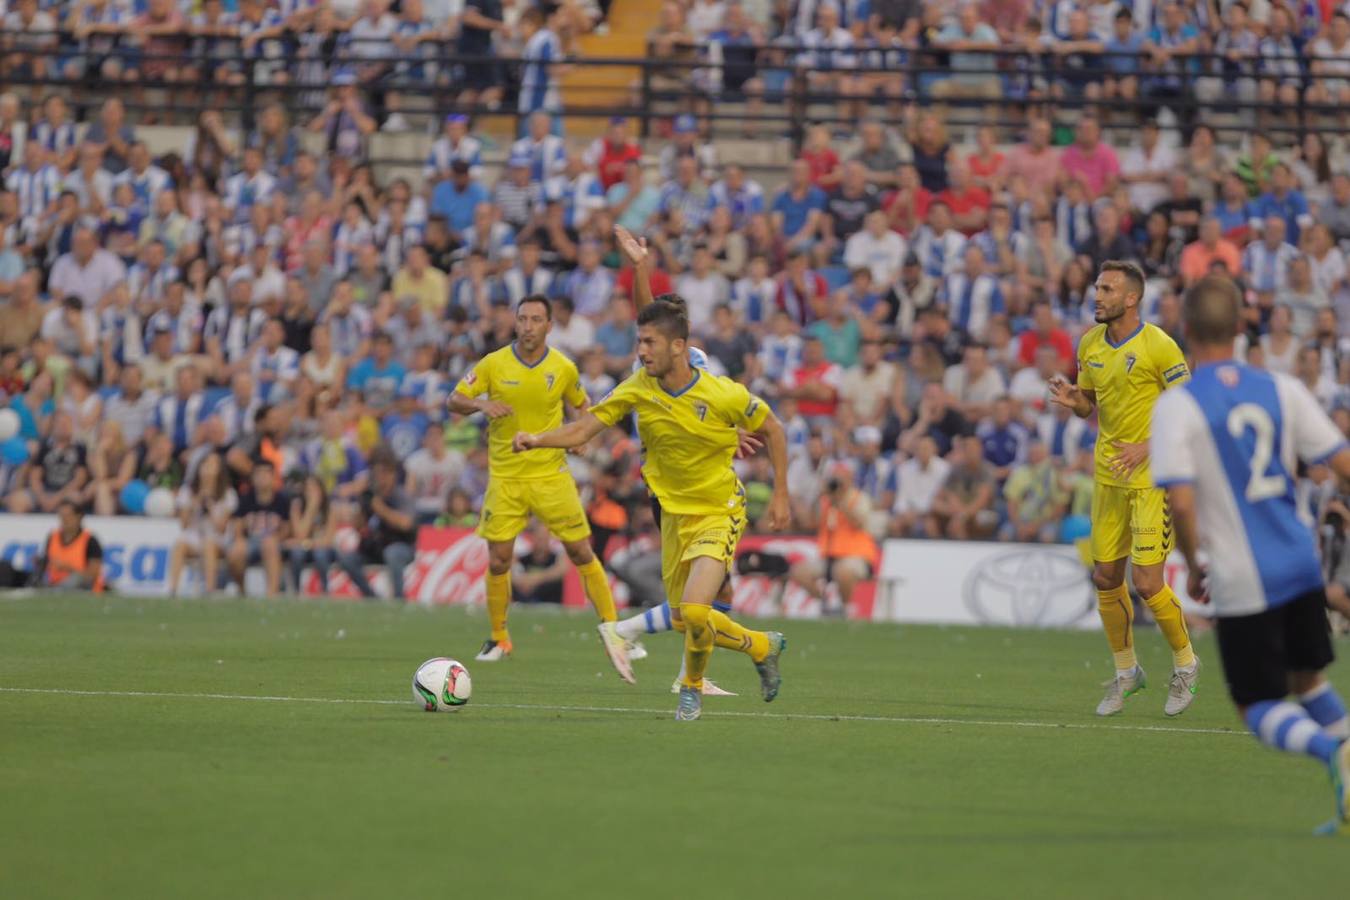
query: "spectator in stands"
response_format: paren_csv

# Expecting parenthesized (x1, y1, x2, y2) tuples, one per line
(1256, 5, 1303, 117)
(1059, 116, 1119, 199)
(168, 451, 236, 596)
(943, 341, 1006, 421)
(932, 2, 1002, 102)
(890, 434, 949, 537)
(3, 0, 58, 92)
(1242, 214, 1299, 302)
(1006, 118, 1059, 199)
(1180, 217, 1242, 286)
(1003, 439, 1067, 542)
(933, 434, 998, 540)
(547, 295, 596, 359)
(853, 120, 904, 190)
(1078, 205, 1137, 271)
(845, 209, 906, 286)
(940, 244, 1004, 341)
(9, 411, 88, 514)
(48, 226, 126, 307)
(508, 520, 566, 605)
(772, 159, 827, 254)
(1254, 163, 1314, 246)
(286, 474, 337, 595)
(340, 453, 417, 600)
(1197, 2, 1258, 110)
(563, 240, 617, 319)
(784, 334, 842, 426)
(228, 460, 289, 596)
(807, 291, 862, 368)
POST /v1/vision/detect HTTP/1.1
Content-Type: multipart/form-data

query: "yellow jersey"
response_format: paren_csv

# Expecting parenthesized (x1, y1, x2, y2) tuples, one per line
(1076, 321, 1189, 489)
(456, 344, 588, 481)
(591, 368, 770, 515)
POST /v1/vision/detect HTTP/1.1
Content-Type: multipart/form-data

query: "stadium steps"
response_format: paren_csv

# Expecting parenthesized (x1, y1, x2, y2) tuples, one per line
(557, 0, 652, 140)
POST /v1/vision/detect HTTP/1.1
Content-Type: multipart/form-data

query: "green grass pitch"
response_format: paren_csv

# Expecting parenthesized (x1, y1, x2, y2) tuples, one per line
(1, 594, 1346, 899)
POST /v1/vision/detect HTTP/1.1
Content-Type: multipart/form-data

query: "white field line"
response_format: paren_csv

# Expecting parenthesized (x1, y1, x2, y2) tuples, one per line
(0, 686, 1244, 737)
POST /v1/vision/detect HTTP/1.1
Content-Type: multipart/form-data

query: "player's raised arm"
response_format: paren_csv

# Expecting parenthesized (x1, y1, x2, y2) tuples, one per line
(513, 412, 608, 453)
(615, 225, 655, 312)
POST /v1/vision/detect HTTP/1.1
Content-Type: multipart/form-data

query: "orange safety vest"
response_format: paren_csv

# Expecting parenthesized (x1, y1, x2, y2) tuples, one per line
(818, 495, 880, 568)
(45, 528, 105, 592)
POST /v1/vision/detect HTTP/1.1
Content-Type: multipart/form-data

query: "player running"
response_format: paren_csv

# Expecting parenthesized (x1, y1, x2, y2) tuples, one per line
(601, 225, 752, 697)
(1049, 261, 1201, 717)
(1152, 276, 1350, 834)
(513, 300, 792, 721)
(447, 295, 633, 683)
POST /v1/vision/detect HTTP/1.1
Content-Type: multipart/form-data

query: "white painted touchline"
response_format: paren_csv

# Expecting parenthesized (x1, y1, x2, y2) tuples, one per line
(0, 686, 1244, 737)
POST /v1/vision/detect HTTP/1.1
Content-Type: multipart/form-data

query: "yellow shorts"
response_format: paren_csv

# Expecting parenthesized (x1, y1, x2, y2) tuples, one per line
(478, 474, 591, 544)
(659, 490, 746, 609)
(1090, 483, 1172, 567)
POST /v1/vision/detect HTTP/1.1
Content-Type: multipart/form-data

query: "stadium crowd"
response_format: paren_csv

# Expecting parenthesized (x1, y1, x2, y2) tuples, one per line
(7, 0, 1350, 600)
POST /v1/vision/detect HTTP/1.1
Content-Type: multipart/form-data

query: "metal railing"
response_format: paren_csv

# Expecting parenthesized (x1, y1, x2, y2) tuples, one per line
(3, 32, 1348, 154)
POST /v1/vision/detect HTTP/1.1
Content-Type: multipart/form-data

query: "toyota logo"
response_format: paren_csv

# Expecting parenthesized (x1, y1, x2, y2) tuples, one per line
(962, 548, 1095, 627)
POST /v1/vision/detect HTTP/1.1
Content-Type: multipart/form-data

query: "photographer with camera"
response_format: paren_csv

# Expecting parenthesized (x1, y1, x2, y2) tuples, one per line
(791, 464, 880, 617)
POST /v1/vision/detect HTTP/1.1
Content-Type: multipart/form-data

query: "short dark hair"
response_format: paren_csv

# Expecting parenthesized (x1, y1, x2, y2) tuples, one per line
(652, 293, 688, 315)
(1183, 275, 1243, 345)
(56, 497, 83, 516)
(637, 299, 690, 341)
(1100, 260, 1146, 300)
(254, 403, 273, 425)
(518, 294, 552, 319)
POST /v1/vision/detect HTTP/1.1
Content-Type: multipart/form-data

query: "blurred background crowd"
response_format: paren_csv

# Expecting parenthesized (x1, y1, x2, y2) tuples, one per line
(7, 0, 1350, 601)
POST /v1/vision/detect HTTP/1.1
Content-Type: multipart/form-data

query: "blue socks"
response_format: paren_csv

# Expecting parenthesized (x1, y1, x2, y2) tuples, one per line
(1299, 682, 1350, 739)
(1245, 700, 1343, 765)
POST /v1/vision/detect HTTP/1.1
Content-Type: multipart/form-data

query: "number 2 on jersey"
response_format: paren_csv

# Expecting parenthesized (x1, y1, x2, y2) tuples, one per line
(1227, 403, 1286, 502)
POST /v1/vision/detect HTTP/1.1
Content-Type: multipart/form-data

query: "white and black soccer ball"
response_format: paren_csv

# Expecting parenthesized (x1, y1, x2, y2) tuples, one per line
(412, 657, 472, 712)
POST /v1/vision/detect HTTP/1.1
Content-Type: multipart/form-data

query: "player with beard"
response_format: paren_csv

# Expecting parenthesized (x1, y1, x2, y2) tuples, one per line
(1049, 261, 1201, 717)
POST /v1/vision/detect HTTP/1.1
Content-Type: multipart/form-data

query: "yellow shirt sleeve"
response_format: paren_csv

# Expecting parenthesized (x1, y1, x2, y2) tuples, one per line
(562, 360, 588, 409)
(1076, 331, 1095, 392)
(590, 374, 640, 427)
(722, 382, 771, 431)
(1153, 331, 1190, 389)
(456, 355, 492, 399)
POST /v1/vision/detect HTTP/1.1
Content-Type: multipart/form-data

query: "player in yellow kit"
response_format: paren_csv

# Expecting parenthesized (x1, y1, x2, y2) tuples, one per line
(1049, 261, 1201, 718)
(447, 295, 633, 683)
(513, 300, 792, 721)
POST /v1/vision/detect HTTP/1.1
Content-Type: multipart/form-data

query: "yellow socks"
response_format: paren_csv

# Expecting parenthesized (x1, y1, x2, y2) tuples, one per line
(576, 558, 617, 623)
(680, 603, 714, 689)
(486, 570, 512, 643)
(709, 609, 771, 663)
(1144, 585, 1195, 669)
(1097, 584, 1136, 673)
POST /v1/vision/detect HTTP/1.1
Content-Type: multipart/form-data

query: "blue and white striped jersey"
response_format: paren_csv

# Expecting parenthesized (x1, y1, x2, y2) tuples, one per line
(519, 28, 562, 114)
(1151, 362, 1348, 617)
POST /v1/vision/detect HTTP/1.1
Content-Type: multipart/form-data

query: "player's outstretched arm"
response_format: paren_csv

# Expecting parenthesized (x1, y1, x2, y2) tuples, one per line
(1048, 376, 1095, 418)
(513, 413, 608, 453)
(448, 389, 511, 419)
(757, 412, 792, 530)
(615, 225, 655, 312)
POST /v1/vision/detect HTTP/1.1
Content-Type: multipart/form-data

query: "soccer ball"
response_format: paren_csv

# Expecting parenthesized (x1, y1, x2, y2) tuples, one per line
(412, 657, 472, 712)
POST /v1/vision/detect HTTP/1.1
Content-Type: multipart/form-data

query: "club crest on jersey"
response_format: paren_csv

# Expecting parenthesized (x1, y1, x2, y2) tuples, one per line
(1124, 352, 1137, 374)
(545, 373, 555, 390)
(693, 402, 709, 421)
